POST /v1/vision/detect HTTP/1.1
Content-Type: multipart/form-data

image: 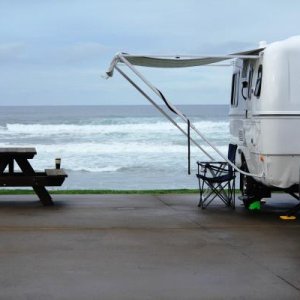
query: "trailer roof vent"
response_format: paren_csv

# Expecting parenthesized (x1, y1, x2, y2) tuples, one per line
(259, 41, 267, 48)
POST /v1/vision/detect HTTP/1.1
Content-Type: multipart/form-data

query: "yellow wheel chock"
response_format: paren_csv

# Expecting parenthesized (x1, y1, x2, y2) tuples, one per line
(280, 215, 297, 220)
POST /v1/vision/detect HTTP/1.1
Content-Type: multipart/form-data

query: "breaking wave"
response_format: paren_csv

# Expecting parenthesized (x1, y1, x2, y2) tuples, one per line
(0, 121, 229, 137)
(65, 166, 123, 173)
(0, 117, 229, 177)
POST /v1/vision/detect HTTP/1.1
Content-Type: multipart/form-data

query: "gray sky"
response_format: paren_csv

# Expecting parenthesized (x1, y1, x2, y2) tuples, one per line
(0, 0, 299, 105)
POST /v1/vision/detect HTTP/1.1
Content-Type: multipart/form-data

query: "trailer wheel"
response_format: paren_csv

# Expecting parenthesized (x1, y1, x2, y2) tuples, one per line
(240, 158, 257, 209)
(240, 159, 253, 195)
(240, 157, 270, 209)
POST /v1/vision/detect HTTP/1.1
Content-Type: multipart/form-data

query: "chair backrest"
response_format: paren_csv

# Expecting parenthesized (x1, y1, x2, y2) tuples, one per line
(227, 144, 237, 174)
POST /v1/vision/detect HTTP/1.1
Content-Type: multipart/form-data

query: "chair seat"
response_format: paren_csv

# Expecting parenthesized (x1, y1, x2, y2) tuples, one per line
(196, 173, 235, 183)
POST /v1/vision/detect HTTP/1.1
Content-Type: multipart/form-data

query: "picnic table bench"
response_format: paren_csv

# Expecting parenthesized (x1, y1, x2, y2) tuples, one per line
(0, 148, 67, 206)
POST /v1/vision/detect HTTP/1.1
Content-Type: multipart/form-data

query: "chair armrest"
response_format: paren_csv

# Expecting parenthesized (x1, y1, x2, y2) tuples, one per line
(197, 161, 228, 170)
(197, 161, 227, 165)
(197, 161, 229, 176)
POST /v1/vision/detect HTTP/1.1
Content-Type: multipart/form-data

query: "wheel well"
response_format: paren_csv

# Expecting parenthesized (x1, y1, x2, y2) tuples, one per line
(239, 151, 271, 199)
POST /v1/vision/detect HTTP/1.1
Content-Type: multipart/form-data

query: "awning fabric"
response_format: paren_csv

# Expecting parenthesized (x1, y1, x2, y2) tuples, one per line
(106, 48, 263, 77)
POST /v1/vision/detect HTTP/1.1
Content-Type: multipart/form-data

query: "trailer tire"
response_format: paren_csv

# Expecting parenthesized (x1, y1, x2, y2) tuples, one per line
(240, 157, 257, 209)
(240, 156, 271, 209)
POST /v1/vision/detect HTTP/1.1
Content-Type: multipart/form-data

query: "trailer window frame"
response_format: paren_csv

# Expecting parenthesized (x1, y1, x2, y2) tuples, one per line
(247, 66, 253, 99)
(230, 72, 239, 107)
(254, 65, 263, 98)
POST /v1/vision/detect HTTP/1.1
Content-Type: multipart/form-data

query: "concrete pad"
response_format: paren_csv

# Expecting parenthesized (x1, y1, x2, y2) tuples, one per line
(0, 193, 299, 299)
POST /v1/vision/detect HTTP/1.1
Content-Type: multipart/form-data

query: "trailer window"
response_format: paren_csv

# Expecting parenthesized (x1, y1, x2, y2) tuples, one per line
(254, 65, 263, 97)
(230, 73, 239, 107)
(248, 67, 253, 99)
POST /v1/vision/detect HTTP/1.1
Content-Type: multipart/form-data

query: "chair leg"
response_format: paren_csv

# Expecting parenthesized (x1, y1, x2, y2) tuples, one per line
(227, 178, 236, 209)
(227, 179, 236, 208)
(202, 182, 222, 208)
(198, 179, 235, 209)
(232, 178, 236, 209)
(198, 178, 202, 207)
(198, 177, 204, 207)
(211, 182, 230, 206)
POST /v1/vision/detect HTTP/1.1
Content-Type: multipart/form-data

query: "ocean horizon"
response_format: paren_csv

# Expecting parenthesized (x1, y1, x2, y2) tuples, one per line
(0, 104, 229, 190)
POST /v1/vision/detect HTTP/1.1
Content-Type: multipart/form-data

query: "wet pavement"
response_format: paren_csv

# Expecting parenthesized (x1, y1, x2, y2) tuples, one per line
(0, 193, 299, 299)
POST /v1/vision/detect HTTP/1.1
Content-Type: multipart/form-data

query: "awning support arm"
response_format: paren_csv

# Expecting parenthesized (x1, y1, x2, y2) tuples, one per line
(115, 66, 213, 159)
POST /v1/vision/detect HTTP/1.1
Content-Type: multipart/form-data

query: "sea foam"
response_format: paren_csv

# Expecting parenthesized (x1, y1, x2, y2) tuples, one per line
(1, 121, 229, 136)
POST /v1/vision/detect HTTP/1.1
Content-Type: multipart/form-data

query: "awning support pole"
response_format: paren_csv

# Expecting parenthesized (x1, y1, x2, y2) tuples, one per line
(188, 119, 191, 175)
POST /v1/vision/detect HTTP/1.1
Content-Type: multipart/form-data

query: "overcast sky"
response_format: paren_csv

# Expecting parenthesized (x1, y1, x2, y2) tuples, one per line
(0, 0, 299, 106)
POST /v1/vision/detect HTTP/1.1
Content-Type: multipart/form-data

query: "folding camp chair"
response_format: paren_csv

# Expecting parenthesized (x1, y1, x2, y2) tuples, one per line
(196, 144, 237, 209)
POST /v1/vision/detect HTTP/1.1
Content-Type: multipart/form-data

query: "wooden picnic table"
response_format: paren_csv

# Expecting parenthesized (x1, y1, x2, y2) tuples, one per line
(0, 148, 67, 206)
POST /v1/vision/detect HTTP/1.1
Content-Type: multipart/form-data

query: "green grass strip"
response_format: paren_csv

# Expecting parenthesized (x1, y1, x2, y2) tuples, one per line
(0, 189, 200, 195)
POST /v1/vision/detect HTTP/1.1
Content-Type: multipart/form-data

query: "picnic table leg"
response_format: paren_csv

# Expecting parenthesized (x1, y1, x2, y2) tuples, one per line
(15, 157, 54, 206)
(8, 158, 14, 174)
(0, 158, 9, 173)
(32, 186, 54, 206)
(15, 157, 36, 174)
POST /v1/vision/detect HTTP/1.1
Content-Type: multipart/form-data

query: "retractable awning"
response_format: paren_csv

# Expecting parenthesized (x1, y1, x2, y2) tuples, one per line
(105, 48, 264, 178)
(106, 48, 262, 77)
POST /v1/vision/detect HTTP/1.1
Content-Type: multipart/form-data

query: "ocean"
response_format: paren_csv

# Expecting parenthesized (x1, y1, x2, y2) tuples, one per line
(0, 105, 229, 190)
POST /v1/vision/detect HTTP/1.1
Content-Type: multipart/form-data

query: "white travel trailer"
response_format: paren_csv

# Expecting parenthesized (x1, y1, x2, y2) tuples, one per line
(106, 36, 300, 212)
(230, 36, 300, 205)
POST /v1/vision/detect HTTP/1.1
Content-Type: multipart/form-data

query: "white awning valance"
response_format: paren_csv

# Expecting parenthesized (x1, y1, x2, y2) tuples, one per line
(106, 49, 262, 77)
